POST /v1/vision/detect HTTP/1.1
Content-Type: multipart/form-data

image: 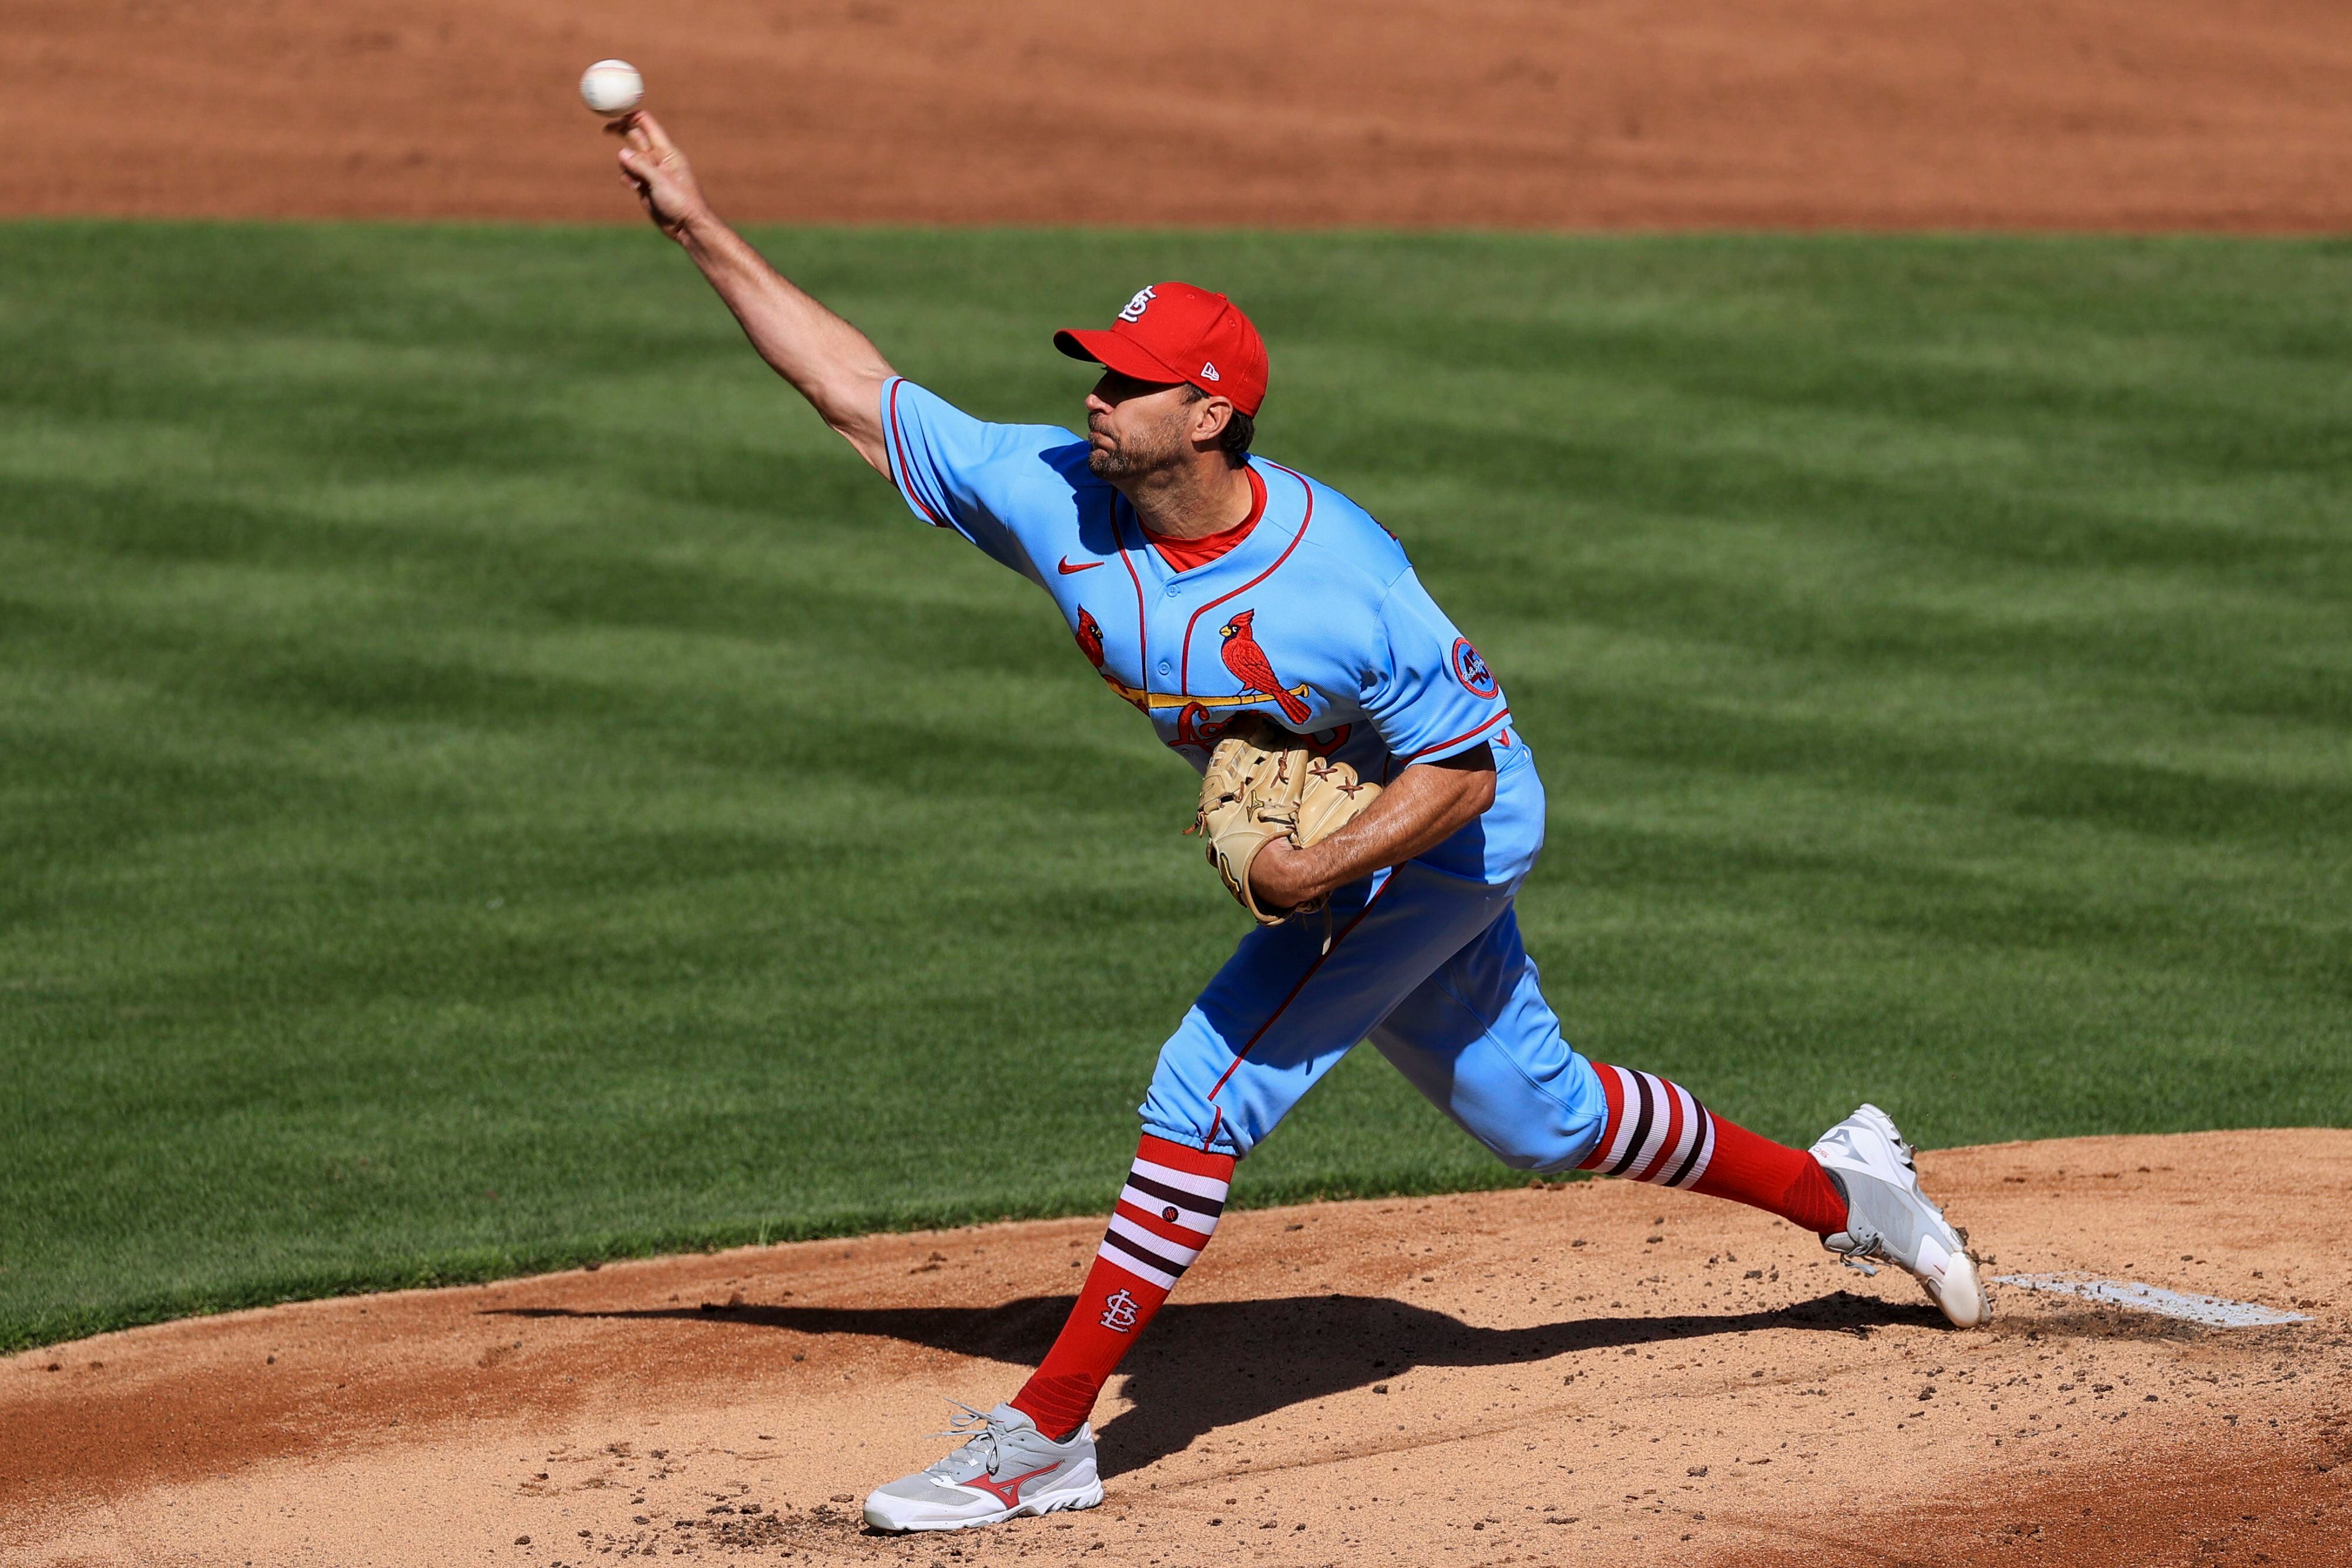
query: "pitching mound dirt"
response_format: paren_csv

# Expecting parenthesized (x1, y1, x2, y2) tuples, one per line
(14, 0, 2352, 230)
(5, 1130, 2349, 1566)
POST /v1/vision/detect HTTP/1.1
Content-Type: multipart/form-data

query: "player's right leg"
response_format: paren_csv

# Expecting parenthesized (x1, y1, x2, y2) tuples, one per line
(1574, 1067, 1984, 1323)
(1367, 905, 1987, 1327)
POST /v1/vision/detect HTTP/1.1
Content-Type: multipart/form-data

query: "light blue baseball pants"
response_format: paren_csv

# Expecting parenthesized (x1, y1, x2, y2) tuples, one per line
(1139, 760, 1610, 1167)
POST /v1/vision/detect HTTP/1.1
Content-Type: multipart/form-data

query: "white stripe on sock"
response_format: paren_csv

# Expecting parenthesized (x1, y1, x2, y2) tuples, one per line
(1119, 1185, 1218, 1236)
(1096, 1236, 1180, 1291)
(1645, 1081, 1702, 1182)
(1597, 1065, 1643, 1170)
(1106, 1211, 1203, 1270)
(1670, 1109, 1718, 1190)
(1130, 1158, 1230, 1201)
(1623, 1072, 1677, 1180)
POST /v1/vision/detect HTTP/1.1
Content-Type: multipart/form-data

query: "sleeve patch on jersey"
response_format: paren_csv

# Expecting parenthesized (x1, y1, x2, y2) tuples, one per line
(1451, 637, 1500, 700)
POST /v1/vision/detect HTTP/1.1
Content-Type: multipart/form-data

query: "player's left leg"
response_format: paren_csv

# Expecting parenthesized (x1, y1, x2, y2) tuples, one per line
(864, 862, 1515, 1533)
(1006, 864, 1515, 1441)
(1367, 904, 1985, 1325)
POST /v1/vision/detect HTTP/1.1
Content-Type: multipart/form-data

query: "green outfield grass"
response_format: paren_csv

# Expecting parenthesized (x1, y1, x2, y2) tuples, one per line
(2, 222, 2347, 1351)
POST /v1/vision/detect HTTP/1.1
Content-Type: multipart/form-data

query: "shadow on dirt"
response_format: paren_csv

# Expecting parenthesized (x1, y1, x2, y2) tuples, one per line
(492, 1289, 1933, 1474)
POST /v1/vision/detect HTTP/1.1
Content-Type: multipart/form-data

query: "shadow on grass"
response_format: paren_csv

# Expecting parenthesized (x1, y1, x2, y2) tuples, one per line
(492, 1288, 1935, 1475)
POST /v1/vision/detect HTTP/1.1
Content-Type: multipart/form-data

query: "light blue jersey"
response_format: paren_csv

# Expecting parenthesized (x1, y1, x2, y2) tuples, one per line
(882, 378, 1542, 887)
(880, 377, 1604, 1163)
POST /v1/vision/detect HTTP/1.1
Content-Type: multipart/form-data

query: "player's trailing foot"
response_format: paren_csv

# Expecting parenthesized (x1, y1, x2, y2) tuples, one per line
(1810, 1104, 1989, 1328)
(863, 1402, 1102, 1533)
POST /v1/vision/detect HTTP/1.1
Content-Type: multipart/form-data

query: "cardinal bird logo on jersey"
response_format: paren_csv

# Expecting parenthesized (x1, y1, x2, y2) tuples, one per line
(1172, 701, 1234, 752)
(1074, 606, 1106, 669)
(1219, 609, 1312, 724)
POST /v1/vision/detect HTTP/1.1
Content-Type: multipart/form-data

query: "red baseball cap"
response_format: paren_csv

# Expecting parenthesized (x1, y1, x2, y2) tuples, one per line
(1053, 282, 1270, 417)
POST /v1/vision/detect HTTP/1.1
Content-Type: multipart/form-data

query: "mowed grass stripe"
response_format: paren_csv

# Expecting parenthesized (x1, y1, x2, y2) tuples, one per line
(0, 222, 2346, 1350)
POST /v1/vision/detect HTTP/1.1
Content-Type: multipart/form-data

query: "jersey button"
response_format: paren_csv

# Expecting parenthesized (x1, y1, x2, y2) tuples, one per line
(1156, 660, 1172, 676)
(1164, 584, 1180, 598)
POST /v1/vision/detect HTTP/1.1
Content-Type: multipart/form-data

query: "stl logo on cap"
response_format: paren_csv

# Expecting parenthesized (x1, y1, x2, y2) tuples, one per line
(1053, 280, 1272, 417)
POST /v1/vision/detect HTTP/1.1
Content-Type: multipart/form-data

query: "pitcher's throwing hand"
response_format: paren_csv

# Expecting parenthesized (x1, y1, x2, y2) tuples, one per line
(608, 112, 712, 241)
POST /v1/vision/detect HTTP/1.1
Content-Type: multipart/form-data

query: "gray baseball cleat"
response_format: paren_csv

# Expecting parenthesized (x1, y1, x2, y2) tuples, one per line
(1810, 1104, 1989, 1328)
(863, 1402, 1103, 1533)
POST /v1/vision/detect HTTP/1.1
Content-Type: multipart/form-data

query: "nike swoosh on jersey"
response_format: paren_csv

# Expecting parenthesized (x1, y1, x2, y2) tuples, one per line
(1057, 557, 1103, 575)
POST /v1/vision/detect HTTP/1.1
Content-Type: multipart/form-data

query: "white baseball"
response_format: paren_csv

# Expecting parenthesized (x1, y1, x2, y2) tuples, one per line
(579, 59, 645, 117)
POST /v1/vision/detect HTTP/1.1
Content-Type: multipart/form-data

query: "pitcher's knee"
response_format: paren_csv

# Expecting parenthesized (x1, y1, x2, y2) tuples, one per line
(1468, 1096, 1609, 1173)
(1484, 1130, 1590, 1173)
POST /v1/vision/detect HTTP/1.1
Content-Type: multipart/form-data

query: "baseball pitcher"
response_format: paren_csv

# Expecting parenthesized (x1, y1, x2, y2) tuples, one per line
(605, 111, 1988, 1535)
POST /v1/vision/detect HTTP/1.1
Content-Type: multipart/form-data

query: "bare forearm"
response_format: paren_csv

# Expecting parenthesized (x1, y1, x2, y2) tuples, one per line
(676, 216, 895, 472)
(1250, 749, 1496, 910)
(610, 113, 895, 474)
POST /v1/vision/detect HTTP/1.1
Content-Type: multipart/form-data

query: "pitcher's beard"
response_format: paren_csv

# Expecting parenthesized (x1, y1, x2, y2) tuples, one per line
(1087, 434, 1179, 482)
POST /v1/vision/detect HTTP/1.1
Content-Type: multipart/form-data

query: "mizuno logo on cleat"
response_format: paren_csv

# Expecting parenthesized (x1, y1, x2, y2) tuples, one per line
(966, 1463, 1059, 1508)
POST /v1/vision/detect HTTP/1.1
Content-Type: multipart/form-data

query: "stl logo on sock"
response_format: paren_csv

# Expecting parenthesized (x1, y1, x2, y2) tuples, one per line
(1099, 1289, 1141, 1332)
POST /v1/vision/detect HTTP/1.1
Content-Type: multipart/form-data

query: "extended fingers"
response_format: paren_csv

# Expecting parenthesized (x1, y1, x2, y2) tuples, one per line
(629, 110, 679, 155)
(603, 113, 660, 160)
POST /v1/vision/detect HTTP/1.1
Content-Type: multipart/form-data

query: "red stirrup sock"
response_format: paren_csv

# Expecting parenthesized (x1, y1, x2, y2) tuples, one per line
(1009, 1134, 1234, 1441)
(1577, 1063, 1849, 1235)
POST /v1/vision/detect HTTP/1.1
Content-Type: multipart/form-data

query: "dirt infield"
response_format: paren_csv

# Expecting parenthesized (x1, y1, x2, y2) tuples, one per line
(5, 1130, 2347, 1567)
(13, 0, 2352, 230)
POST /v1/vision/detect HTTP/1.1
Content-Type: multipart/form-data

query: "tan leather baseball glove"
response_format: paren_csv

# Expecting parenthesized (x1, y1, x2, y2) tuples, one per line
(1192, 714, 1383, 925)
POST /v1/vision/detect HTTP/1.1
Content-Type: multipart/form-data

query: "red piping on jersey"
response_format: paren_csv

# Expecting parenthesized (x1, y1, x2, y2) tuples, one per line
(1177, 462, 1315, 684)
(1204, 872, 1400, 1103)
(1400, 708, 1512, 763)
(1112, 495, 1150, 708)
(885, 380, 950, 529)
(1201, 1107, 1224, 1153)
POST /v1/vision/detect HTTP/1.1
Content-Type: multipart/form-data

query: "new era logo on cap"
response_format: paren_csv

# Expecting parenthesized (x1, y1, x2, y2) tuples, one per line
(1053, 282, 1269, 416)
